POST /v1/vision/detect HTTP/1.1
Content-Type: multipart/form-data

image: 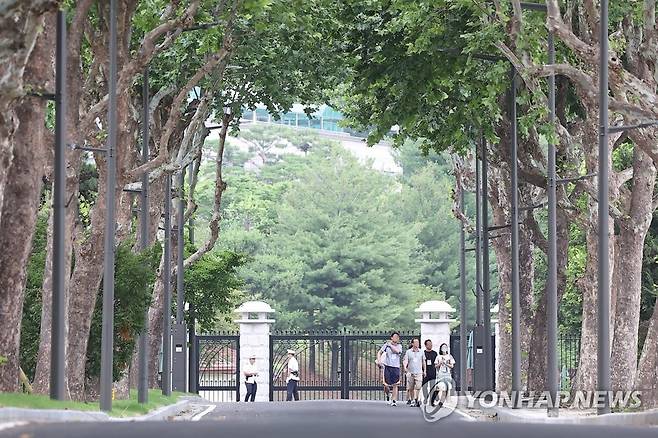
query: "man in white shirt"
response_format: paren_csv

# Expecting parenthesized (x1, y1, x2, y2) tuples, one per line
(403, 338, 424, 407)
(286, 349, 300, 401)
(243, 354, 258, 402)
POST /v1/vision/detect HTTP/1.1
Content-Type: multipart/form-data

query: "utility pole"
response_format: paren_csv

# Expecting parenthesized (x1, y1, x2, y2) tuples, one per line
(137, 67, 150, 405)
(459, 186, 467, 393)
(509, 66, 522, 405)
(51, 9, 67, 401)
(172, 170, 188, 392)
(100, 0, 118, 412)
(188, 163, 197, 393)
(475, 151, 482, 327)
(481, 134, 492, 390)
(546, 32, 559, 417)
(597, 0, 611, 415)
(162, 175, 172, 396)
(176, 171, 185, 324)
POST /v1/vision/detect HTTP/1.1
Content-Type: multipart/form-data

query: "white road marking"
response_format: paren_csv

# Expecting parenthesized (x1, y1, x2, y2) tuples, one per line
(0, 421, 27, 432)
(191, 405, 216, 421)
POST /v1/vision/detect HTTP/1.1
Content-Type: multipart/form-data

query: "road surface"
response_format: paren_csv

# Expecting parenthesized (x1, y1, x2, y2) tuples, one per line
(1, 400, 655, 438)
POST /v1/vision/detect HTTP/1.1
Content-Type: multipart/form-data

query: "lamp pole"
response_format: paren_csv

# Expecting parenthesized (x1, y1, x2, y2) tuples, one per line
(137, 66, 150, 405)
(481, 134, 492, 390)
(546, 32, 559, 417)
(597, 0, 611, 415)
(162, 174, 172, 396)
(100, 0, 118, 412)
(51, 9, 67, 402)
(509, 65, 522, 405)
(459, 185, 467, 393)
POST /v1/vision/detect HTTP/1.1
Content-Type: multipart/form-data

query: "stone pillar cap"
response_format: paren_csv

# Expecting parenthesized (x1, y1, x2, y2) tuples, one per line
(414, 300, 456, 314)
(234, 300, 276, 324)
(234, 301, 275, 314)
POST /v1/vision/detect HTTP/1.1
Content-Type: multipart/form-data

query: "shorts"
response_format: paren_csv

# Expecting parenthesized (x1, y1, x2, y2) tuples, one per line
(437, 372, 453, 391)
(384, 366, 400, 386)
(406, 372, 423, 391)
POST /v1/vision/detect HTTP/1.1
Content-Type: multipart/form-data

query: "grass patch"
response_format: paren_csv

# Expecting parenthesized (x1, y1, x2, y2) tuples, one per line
(0, 389, 185, 418)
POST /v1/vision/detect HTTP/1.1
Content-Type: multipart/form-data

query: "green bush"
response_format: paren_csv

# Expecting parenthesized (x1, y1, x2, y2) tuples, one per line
(85, 242, 161, 381)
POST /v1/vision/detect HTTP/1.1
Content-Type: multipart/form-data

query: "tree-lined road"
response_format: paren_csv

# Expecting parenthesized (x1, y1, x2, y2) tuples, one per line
(1, 401, 656, 438)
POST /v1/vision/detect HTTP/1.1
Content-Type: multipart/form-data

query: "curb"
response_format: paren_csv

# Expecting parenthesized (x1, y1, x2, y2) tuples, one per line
(0, 397, 198, 425)
(492, 406, 658, 426)
(451, 408, 477, 421)
(117, 399, 192, 422)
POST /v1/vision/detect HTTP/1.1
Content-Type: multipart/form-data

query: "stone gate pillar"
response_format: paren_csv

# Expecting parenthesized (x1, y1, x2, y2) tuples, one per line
(415, 300, 456, 351)
(235, 301, 275, 402)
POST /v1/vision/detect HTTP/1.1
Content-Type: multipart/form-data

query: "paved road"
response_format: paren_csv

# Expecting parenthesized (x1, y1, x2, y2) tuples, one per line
(1, 400, 655, 438)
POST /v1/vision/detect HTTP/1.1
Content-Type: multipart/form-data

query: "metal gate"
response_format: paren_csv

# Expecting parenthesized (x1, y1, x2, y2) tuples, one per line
(269, 331, 419, 401)
(196, 333, 240, 402)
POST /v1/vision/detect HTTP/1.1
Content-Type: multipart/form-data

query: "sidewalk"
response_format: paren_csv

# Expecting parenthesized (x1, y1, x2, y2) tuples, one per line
(0, 394, 210, 426)
(491, 406, 658, 426)
(454, 396, 658, 426)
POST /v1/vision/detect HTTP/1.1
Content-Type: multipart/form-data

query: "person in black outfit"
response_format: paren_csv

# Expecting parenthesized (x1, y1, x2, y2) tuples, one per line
(422, 339, 438, 406)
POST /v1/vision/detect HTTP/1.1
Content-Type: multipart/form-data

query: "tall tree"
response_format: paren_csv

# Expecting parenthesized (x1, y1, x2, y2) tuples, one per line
(243, 147, 421, 331)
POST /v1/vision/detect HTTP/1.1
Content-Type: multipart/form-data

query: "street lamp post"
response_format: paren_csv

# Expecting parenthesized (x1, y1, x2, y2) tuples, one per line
(597, 0, 611, 415)
(188, 163, 197, 394)
(100, 0, 118, 412)
(459, 186, 467, 393)
(162, 174, 172, 396)
(546, 31, 559, 417)
(137, 67, 150, 405)
(481, 134, 492, 390)
(51, 9, 67, 402)
(509, 65, 522, 405)
(172, 169, 188, 393)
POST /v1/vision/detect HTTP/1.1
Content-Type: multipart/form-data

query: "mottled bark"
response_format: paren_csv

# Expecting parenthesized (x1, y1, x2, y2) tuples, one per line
(31, 200, 74, 395)
(518, 192, 535, 390)
(572, 123, 616, 392)
(636, 301, 658, 408)
(489, 160, 512, 391)
(0, 10, 52, 391)
(65, 173, 107, 400)
(526, 203, 570, 392)
(0, 96, 49, 391)
(611, 145, 656, 391)
(0, 2, 56, 223)
(147, 256, 169, 389)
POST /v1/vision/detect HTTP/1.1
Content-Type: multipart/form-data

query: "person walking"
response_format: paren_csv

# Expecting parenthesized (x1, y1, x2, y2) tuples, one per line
(286, 349, 300, 401)
(421, 339, 438, 406)
(377, 331, 403, 407)
(243, 354, 258, 402)
(403, 338, 424, 407)
(435, 343, 455, 408)
(405, 340, 413, 405)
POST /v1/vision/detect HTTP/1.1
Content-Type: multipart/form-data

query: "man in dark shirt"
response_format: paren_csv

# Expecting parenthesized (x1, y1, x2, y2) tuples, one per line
(422, 339, 438, 406)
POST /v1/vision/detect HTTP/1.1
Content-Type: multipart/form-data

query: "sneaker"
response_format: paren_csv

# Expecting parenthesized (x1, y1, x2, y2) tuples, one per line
(438, 401, 443, 408)
(406, 399, 412, 405)
(391, 400, 397, 407)
(409, 401, 416, 407)
(385, 394, 390, 402)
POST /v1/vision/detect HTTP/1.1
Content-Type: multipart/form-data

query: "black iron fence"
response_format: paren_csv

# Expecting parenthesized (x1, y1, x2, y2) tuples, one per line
(195, 330, 581, 402)
(559, 335, 580, 391)
(270, 330, 420, 401)
(195, 332, 240, 402)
